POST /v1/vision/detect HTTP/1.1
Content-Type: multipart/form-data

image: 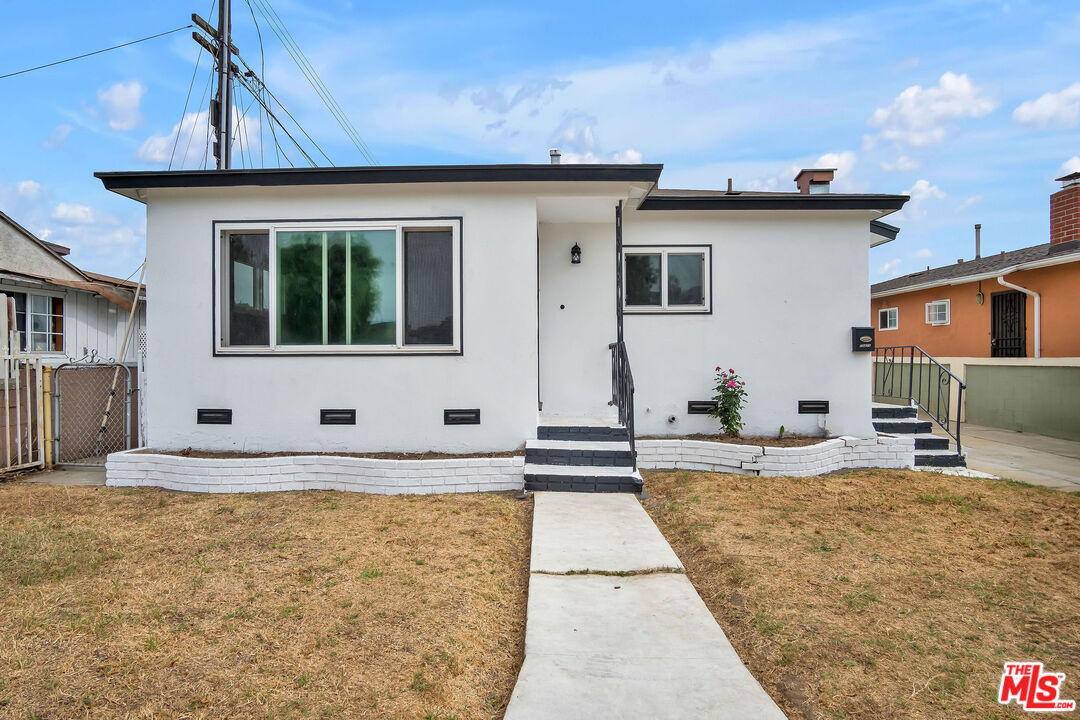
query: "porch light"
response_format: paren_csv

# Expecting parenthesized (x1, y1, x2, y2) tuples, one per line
(570, 243, 582, 264)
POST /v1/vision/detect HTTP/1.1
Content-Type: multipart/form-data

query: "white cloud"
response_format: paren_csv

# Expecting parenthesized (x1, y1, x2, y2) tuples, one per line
(16, 180, 42, 200)
(881, 155, 920, 172)
(817, 150, 857, 178)
(899, 179, 946, 220)
(868, 72, 996, 147)
(911, 248, 933, 258)
(1061, 156, 1080, 175)
(137, 108, 260, 168)
(42, 123, 73, 149)
(956, 194, 983, 212)
(878, 258, 902, 277)
(562, 148, 643, 164)
(51, 202, 106, 225)
(97, 80, 146, 131)
(1013, 82, 1080, 129)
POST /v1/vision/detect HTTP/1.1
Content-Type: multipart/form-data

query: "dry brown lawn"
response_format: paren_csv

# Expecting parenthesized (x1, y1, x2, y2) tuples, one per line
(642, 469, 1080, 720)
(0, 483, 530, 719)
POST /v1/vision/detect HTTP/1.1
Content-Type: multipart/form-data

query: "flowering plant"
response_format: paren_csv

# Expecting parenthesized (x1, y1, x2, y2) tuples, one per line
(710, 367, 748, 436)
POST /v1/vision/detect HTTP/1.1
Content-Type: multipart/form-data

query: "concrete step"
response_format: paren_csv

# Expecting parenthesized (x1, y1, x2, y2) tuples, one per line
(524, 463, 643, 493)
(537, 425, 630, 442)
(914, 449, 967, 467)
(525, 439, 634, 468)
(914, 434, 951, 450)
(872, 404, 918, 420)
(873, 419, 933, 434)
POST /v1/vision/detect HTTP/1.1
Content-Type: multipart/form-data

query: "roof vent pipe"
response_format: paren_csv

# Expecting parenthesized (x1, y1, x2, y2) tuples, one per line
(975, 223, 981, 259)
(549, 149, 561, 165)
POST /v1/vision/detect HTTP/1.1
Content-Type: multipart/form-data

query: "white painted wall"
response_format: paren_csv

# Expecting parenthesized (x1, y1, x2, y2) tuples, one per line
(537, 222, 617, 419)
(143, 184, 539, 453)
(621, 209, 876, 439)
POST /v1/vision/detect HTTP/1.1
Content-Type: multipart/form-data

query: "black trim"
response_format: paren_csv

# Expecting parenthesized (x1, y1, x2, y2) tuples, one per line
(638, 194, 908, 211)
(211, 217, 464, 358)
(97, 163, 664, 195)
(621, 244, 713, 315)
(798, 400, 830, 414)
(687, 400, 718, 415)
(197, 408, 232, 424)
(444, 408, 480, 425)
(870, 220, 900, 241)
(320, 409, 356, 425)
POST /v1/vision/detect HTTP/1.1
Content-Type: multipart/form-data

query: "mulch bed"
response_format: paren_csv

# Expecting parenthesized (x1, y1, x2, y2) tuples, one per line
(138, 448, 524, 460)
(638, 433, 829, 447)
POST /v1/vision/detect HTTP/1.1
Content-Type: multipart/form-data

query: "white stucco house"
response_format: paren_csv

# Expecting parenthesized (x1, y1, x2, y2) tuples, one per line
(96, 160, 910, 493)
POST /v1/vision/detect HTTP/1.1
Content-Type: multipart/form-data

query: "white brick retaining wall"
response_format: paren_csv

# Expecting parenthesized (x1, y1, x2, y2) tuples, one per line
(106, 450, 525, 494)
(637, 434, 914, 477)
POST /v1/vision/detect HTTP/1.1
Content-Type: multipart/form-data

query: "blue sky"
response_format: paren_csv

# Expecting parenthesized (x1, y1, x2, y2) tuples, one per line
(1, 0, 1077, 280)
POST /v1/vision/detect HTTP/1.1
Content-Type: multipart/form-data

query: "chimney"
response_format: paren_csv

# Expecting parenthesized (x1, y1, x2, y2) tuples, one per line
(549, 148, 562, 165)
(1051, 171, 1080, 245)
(974, 223, 981, 259)
(726, 177, 733, 192)
(794, 168, 836, 194)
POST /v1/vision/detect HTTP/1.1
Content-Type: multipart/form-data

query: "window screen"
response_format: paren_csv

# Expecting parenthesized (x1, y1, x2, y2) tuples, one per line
(404, 229, 454, 345)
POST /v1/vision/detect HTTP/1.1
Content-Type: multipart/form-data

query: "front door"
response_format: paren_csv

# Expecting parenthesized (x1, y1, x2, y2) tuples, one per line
(991, 290, 1026, 357)
(537, 222, 617, 420)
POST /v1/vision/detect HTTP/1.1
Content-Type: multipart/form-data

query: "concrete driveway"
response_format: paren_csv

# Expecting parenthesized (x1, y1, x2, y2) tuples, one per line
(959, 424, 1080, 492)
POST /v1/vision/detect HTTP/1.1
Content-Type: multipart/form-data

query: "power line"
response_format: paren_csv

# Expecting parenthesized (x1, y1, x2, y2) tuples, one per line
(0, 25, 195, 80)
(169, 47, 206, 170)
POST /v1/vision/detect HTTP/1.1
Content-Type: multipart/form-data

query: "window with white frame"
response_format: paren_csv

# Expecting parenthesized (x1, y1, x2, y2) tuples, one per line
(878, 307, 898, 331)
(925, 299, 950, 326)
(216, 220, 461, 353)
(623, 246, 710, 312)
(2, 291, 63, 352)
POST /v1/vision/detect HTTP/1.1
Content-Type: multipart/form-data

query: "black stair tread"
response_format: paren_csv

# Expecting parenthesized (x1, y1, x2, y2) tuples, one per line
(872, 405, 919, 419)
(914, 454, 967, 467)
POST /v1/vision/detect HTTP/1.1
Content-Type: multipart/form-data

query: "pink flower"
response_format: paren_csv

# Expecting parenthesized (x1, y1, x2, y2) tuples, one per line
(715, 366, 721, 371)
(728, 368, 735, 374)
(727, 381, 738, 388)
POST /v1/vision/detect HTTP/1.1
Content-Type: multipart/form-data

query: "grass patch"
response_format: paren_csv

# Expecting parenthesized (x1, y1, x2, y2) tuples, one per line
(642, 469, 1080, 720)
(0, 483, 531, 718)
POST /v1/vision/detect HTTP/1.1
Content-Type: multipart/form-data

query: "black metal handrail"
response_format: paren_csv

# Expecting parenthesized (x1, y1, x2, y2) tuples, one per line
(609, 340, 636, 470)
(873, 345, 966, 454)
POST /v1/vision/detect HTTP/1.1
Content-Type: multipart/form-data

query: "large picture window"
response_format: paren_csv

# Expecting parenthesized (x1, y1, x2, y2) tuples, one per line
(216, 220, 460, 354)
(623, 245, 710, 313)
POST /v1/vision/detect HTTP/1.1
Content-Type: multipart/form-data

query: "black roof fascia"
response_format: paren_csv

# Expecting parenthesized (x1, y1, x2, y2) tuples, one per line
(637, 194, 908, 211)
(95, 163, 664, 192)
(870, 220, 900, 241)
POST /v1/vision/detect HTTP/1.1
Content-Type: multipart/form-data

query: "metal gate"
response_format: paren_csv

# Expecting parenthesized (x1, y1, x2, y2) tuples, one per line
(991, 290, 1026, 357)
(53, 363, 133, 466)
(2, 351, 45, 473)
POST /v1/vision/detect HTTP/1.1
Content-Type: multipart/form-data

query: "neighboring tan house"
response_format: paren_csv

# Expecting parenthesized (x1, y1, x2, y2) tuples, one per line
(870, 171, 1080, 441)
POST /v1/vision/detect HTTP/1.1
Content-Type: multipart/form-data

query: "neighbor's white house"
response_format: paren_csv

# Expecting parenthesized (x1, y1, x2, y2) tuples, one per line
(96, 159, 910, 493)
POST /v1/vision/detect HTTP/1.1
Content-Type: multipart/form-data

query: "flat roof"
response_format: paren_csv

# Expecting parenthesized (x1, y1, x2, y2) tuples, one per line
(638, 188, 908, 212)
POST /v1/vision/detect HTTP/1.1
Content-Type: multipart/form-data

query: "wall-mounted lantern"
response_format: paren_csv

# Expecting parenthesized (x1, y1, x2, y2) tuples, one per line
(570, 243, 582, 264)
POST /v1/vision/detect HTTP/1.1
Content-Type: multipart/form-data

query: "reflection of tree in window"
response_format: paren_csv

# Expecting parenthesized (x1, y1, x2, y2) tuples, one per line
(348, 231, 396, 345)
(626, 254, 661, 306)
(277, 232, 324, 345)
(668, 253, 704, 306)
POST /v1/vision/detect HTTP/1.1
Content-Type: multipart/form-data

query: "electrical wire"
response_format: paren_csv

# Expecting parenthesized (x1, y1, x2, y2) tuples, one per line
(182, 68, 215, 168)
(244, 0, 268, 167)
(235, 73, 315, 166)
(168, 47, 205, 170)
(236, 63, 334, 166)
(1, 25, 195, 79)
(246, 0, 376, 164)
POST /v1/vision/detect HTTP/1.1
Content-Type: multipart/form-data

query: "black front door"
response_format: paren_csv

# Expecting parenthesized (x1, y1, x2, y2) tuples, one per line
(991, 290, 1026, 357)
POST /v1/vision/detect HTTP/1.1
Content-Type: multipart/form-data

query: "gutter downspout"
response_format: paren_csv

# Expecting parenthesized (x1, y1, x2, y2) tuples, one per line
(996, 274, 1041, 358)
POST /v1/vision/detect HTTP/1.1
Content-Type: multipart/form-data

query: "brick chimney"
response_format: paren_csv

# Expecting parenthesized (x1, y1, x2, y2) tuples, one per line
(1051, 171, 1080, 245)
(794, 168, 836, 194)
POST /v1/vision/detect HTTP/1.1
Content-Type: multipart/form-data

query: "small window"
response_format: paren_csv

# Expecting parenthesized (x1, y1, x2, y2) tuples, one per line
(6, 292, 63, 352)
(623, 246, 710, 312)
(878, 307, 898, 331)
(925, 299, 950, 326)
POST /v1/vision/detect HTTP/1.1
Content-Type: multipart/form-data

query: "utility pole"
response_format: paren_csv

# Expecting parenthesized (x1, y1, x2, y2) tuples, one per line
(214, 0, 232, 169)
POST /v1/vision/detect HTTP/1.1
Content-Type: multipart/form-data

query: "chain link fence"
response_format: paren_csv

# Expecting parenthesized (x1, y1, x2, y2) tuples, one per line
(54, 363, 136, 465)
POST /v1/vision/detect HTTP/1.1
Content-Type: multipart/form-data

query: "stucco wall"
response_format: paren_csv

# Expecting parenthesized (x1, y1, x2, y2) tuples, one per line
(143, 184, 539, 453)
(0, 217, 83, 281)
(871, 261, 1080, 358)
(622, 209, 877, 438)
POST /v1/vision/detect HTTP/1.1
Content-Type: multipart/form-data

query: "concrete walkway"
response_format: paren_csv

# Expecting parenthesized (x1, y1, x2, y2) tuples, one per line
(960, 424, 1080, 492)
(23, 466, 106, 486)
(505, 492, 786, 720)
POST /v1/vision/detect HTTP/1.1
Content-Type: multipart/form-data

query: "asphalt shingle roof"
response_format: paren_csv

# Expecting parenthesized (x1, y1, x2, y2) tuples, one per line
(871, 239, 1080, 295)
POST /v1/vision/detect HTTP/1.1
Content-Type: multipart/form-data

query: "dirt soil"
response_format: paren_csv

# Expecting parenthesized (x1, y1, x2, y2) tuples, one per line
(140, 448, 524, 460)
(0, 483, 531, 719)
(638, 433, 829, 447)
(641, 469, 1080, 720)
